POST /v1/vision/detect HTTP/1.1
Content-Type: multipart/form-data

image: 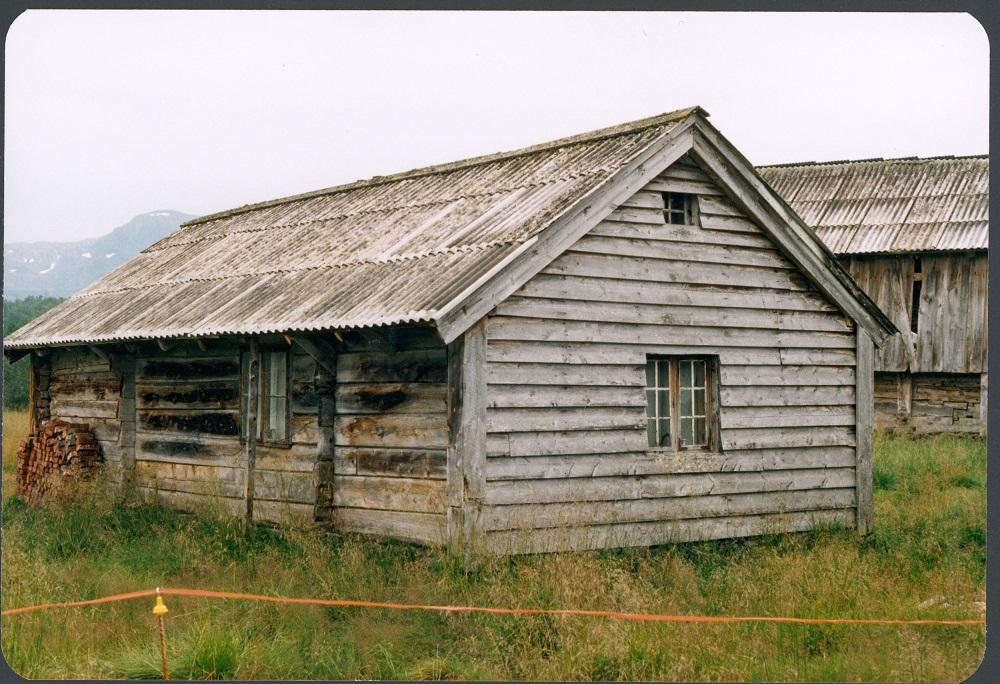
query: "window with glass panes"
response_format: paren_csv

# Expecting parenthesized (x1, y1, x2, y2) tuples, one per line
(645, 357, 714, 450)
(662, 192, 693, 225)
(256, 350, 290, 444)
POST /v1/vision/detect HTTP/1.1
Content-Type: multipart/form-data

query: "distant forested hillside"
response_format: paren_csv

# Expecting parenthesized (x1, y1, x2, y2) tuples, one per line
(3, 296, 64, 408)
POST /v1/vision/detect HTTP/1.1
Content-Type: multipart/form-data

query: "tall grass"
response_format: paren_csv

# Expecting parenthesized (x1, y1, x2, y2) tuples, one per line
(0, 411, 986, 681)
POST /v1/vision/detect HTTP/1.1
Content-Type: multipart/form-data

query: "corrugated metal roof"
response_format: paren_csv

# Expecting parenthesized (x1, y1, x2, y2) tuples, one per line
(7, 108, 698, 348)
(759, 156, 988, 255)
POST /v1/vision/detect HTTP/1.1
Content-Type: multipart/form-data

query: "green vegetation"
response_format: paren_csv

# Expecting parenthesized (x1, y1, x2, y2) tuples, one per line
(0, 417, 985, 681)
(3, 297, 64, 408)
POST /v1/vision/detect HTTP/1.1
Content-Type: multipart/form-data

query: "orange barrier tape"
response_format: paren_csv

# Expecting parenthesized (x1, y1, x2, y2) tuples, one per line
(0, 587, 986, 626)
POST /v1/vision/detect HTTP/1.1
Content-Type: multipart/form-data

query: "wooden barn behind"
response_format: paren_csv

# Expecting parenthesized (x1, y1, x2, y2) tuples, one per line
(760, 157, 988, 434)
(5, 107, 897, 553)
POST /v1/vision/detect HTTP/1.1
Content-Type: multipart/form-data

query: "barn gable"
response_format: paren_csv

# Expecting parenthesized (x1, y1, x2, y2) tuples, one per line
(479, 154, 864, 553)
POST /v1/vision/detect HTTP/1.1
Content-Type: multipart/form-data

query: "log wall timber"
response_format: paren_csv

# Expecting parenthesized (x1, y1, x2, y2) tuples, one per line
(132, 341, 319, 526)
(331, 328, 449, 545)
(874, 372, 985, 434)
(481, 155, 860, 553)
(47, 347, 124, 485)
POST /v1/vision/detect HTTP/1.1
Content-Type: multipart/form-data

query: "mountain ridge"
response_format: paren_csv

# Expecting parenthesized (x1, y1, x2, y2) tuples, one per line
(4, 210, 195, 300)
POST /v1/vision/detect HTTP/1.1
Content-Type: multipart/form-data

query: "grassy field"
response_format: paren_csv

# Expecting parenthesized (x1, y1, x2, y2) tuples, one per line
(0, 409, 986, 681)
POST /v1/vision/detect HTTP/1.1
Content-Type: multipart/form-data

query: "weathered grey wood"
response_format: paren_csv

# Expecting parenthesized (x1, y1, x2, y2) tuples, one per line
(335, 382, 447, 415)
(331, 508, 446, 546)
(573, 234, 794, 270)
(689, 123, 893, 347)
(334, 414, 448, 448)
(487, 406, 643, 433)
(136, 430, 242, 464)
(488, 384, 645, 409)
(488, 429, 648, 458)
(487, 509, 855, 555)
(516, 272, 837, 312)
(459, 321, 487, 558)
(289, 334, 337, 375)
(721, 385, 855, 407)
(488, 361, 641, 387)
(485, 447, 857, 481)
(642, 177, 719, 195)
(855, 329, 874, 535)
(494, 297, 851, 333)
(434, 124, 699, 343)
(484, 467, 855, 505)
(336, 447, 446, 479)
(547, 251, 811, 292)
(136, 381, 241, 410)
(722, 426, 856, 451)
(446, 333, 465, 549)
(336, 348, 447, 383)
(332, 475, 447, 513)
(481, 488, 856, 531)
(981, 372, 988, 436)
(114, 353, 137, 500)
(244, 338, 258, 528)
(487, 318, 856, 350)
(718, 364, 855, 386)
(50, 398, 120, 419)
(591, 220, 774, 249)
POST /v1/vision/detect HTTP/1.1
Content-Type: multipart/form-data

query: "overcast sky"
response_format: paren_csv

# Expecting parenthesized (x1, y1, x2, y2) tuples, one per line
(4, 10, 989, 243)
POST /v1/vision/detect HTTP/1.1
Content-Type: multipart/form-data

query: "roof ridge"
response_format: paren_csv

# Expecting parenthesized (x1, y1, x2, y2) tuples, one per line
(182, 106, 705, 228)
(760, 153, 989, 170)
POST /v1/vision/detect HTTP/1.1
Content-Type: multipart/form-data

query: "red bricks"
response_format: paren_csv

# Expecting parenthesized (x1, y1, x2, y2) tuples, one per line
(16, 419, 103, 504)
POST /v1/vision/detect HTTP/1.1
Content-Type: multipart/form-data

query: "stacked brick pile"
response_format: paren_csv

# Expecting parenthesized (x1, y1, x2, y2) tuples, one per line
(16, 419, 103, 503)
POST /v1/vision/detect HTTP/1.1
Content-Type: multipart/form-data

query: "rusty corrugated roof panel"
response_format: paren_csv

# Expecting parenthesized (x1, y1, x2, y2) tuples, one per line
(7, 108, 699, 348)
(759, 155, 988, 255)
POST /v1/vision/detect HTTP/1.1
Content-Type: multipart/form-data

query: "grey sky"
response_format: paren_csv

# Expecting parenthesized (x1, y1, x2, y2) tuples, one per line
(4, 10, 988, 243)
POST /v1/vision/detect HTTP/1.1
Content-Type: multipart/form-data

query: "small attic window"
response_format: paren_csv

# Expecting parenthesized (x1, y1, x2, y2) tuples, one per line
(662, 192, 694, 225)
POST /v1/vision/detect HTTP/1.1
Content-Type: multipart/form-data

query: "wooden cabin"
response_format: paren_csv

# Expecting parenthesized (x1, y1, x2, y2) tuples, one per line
(760, 157, 988, 434)
(5, 107, 897, 554)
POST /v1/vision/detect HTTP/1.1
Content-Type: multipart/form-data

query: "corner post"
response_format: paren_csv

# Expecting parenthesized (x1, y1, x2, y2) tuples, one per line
(244, 337, 259, 529)
(447, 320, 487, 559)
(114, 352, 137, 500)
(856, 328, 875, 535)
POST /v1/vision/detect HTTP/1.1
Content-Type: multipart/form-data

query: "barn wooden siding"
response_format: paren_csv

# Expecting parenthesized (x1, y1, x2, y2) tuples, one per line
(842, 253, 987, 433)
(327, 327, 449, 545)
(842, 253, 987, 374)
(479, 157, 860, 554)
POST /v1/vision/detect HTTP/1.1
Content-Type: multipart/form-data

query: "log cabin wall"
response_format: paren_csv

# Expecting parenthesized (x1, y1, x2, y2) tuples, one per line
(842, 253, 987, 433)
(133, 341, 319, 525)
(329, 328, 449, 544)
(46, 347, 125, 486)
(480, 156, 860, 554)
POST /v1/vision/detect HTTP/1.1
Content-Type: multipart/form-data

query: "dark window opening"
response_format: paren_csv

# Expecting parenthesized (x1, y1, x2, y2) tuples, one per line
(910, 280, 922, 334)
(910, 257, 924, 334)
(662, 192, 693, 225)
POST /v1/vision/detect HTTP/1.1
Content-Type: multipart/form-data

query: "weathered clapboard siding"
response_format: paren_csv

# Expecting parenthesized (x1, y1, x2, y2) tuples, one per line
(331, 335, 449, 544)
(482, 158, 859, 551)
(47, 347, 124, 484)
